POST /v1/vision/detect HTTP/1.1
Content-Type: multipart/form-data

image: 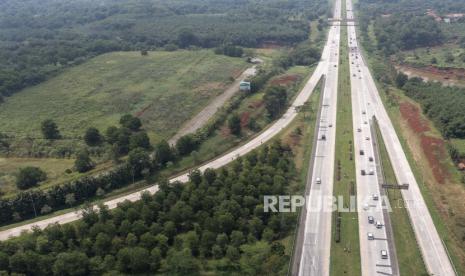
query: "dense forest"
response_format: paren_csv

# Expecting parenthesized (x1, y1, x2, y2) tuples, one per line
(357, 0, 465, 55)
(400, 77, 465, 139)
(0, 142, 296, 275)
(0, 0, 329, 100)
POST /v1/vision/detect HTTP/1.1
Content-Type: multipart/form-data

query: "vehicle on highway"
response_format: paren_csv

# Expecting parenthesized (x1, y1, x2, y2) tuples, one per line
(357, 128, 362, 132)
(368, 232, 374, 240)
(360, 150, 364, 155)
(362, 110, 366, 114)
(361, 169, 366, 175)
(364, 121, 368, 125)
(368, 216, 374, 224)
(365, 136, 370, 140)
(381, 250, 388, 259)
(368, 156, 373, 162)
(376, 221, 382, 229)
(316, 177, 322, 184)
(372, 194, 379, 201)
(368, 169, 375, 175)
(321, 134, 326, 140)
(363, 203, 369, 210)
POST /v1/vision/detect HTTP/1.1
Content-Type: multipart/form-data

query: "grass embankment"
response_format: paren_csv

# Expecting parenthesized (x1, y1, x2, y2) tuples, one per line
(374, 121, 428, 275)
(330, 6, 362, 275)
(0, 50, 248, 142)
(357, 20, 465, 275)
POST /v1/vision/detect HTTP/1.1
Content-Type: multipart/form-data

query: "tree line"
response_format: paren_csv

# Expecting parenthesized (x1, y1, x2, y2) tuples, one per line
(0, 141, 295, 275)
(0, 0, 329, 101)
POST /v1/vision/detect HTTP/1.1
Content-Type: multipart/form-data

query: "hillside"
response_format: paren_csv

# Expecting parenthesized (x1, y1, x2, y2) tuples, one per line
(0, 50, 248, 142)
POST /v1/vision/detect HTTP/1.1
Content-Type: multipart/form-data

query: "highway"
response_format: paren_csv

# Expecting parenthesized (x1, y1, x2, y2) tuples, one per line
(0, 6, 332, 241)
(346, 0, 456, 274)
(293, 0, 341, 275)
(346, 2, 398, 273)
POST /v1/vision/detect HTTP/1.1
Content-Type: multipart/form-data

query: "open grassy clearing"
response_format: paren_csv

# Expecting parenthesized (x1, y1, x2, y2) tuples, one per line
(358, 22, 465, 274)
(0, 50, 248, 142)
(401, 44, 465, 69)
(374, 121, 428, 275)
(330, 9, 362, 275)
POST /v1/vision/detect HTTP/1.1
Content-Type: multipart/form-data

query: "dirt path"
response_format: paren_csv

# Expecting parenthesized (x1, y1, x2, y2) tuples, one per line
(168, 65, 257, 145)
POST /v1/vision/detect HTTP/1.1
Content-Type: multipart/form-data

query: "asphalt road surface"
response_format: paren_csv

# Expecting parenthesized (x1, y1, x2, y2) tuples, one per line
(293, 1, 341, 275)
(346, 0, 456, 274)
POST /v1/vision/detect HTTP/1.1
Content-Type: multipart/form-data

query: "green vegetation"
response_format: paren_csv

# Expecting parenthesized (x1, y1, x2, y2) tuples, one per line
(0, 142, 297, 275)
(15, 167, 47, 190)
(0, 0, 329, 99)
(330, 10, 361, 275)
(374, 121, 428, 275)
(401, 45, 465, 69)
(0, 50, 247, 145)
(401, 78, 465, 139)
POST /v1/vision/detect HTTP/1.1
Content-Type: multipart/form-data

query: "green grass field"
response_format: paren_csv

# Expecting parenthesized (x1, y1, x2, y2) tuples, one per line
(402, 44, 465, 69)
(330, 9, 362, 275)
(0, 50, 248, 142)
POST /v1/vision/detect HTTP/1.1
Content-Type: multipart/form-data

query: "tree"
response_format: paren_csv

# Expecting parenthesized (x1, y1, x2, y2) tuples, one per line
(176, 134, 198, 156)
(105, 126, 119, 144)
(129, 131, 151, 150)
(177, 29, 198, 48)
(74, 150, 94, 173)
(120, 114, 142, 131)
(228, 114, 241, 136)
(154, 140, 174, 167)
(53, 251, 90, 276)
(128, 148, 151, 177)
(16, 166, 47, 189)
(395, 72, 408, 88)
(117, 247, 151, 273)
(41, 119, 61, 139)
(84, 127, 102, 146)
(263, 86, 287, 119)
(166, 248, 200, 275)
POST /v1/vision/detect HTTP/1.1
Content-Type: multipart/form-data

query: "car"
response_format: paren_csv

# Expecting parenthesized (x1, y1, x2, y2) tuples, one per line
(363, 203, 369, 210)
(365, 136, 370, 140)
(381, 250, 388, 259)
(360, 150, 364, 155)
(321, 134, 326, 140)
(362, 110, 366, 114)
(357, 128, 362, 132)
(372, 194, 379, 201)
(376, 221, 382, 229)
(329, 124, 333, 127)
(358, 69, 361, 72)
(368, 216, 374, 224)
(316, 177, 321, 184)
(353, 74, 356, 76)
(334, 64, 337, 67)
(361, 169, 366, 175)
(368, 169, 375, 175)
(364, 121, 368, 124)
(367, 232, 374, 240)
(368, 156, 374, 162)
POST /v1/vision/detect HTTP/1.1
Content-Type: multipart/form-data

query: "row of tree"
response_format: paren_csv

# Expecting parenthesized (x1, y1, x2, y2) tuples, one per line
(0, 141, 296, 275)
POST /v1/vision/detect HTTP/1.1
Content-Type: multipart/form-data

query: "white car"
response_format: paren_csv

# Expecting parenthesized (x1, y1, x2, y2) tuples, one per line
(368, 216, 374, 224)
(367, 232, 374, 240)
(316, 177, 321, 184)
(372, 194, 379, 201)
(381, 250, 388, 259)
(376, 221, 382, 229)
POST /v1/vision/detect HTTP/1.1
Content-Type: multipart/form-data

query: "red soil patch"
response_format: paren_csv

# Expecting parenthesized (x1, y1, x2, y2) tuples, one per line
(420, 136, 450, 184)
(240, 112, 250, 128)
(399, 101, 450, 183)
(395, 64, 465, 87)
(270, 74, 300, 86)
(399, 102, 430, 133)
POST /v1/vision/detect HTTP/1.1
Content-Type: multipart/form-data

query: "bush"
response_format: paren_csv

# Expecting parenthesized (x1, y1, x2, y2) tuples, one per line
(16, 167, 47, 190)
